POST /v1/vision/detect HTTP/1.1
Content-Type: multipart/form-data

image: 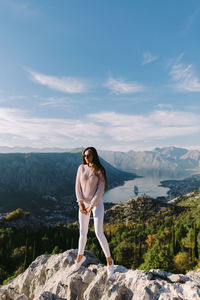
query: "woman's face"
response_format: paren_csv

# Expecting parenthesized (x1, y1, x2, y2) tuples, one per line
(84, 149, 94, 165)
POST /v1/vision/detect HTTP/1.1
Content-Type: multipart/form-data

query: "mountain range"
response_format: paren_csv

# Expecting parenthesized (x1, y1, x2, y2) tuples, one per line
(0, 152, 136, 222)
(1, 146, 200, 177)
(99, 146, 200, 177)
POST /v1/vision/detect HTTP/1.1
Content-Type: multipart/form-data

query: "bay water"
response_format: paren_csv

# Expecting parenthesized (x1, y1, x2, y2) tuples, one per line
(102, 175, 171, 204)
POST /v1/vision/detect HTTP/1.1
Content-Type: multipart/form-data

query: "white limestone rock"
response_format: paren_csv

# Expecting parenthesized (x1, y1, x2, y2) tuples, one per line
(186, 268, 200, 282)
(0, 249, 199, 300)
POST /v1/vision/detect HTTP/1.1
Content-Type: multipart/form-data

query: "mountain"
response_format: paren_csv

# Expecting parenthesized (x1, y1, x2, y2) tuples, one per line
(1, 146, 200, 178)
(0, 249, 199, 299)
(99, 146, 200, 177)
(0, 152, 136, 223)
(0, 146, 84, 153)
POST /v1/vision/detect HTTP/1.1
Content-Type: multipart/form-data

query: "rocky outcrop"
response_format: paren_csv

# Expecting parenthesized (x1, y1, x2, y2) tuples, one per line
(0, 249, 199, 300)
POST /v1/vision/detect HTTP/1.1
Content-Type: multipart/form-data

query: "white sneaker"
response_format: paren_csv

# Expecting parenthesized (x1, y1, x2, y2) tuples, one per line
(71, 256, 86, 272)
(107, 259, 114, 277)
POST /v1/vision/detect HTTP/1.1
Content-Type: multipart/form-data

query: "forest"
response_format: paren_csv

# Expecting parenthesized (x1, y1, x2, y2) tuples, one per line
(0, 189, 200, 285)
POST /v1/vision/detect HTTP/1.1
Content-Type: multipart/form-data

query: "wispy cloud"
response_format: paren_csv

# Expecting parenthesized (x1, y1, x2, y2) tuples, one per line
(88, 110, 200, 142)
(0, 107, 200, 149)
(38, 96, 73, 107)
(180, 6, 200, 36)
(105, 77, 145, 94)
(28, 69, 89, 94)
(169, 61, 200, 92)
(155, 104, 173, 110)
(0, 107, 101, 148)
(142, 51, 159, 65)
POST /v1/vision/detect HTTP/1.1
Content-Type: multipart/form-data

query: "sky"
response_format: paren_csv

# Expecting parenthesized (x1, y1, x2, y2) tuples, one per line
(0, 0, 200, 152)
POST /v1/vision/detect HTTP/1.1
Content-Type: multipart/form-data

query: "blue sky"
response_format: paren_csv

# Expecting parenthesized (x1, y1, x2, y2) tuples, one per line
(0, 0, 200, 151)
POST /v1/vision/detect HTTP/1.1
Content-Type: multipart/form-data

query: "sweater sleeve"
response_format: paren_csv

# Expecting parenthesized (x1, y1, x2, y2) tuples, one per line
(90, 171, 105, 207)
(75, 165, 84, 204)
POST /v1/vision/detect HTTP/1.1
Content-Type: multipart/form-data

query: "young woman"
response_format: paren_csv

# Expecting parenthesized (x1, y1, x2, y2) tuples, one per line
(72, 147, 114, 276)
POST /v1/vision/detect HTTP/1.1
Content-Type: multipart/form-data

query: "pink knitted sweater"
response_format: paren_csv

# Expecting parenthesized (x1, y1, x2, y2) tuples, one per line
(75, 164, 105, 207)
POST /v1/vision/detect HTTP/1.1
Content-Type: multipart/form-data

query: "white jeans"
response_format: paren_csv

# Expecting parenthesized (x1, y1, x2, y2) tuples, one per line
(78, 198, 111, 258)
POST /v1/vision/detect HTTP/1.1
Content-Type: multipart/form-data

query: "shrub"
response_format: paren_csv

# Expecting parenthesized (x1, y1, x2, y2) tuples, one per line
(5, 208, 24, 221)
(174, 252, 192, 273)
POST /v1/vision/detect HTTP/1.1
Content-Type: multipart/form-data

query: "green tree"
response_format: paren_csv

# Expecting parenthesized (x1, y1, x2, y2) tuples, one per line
(174, 252, 192, 273)
(51, 245, 62, 254)
(0, 266, 8, 283)
(140, 241, 173, 271)
(113, 240, 134, 267)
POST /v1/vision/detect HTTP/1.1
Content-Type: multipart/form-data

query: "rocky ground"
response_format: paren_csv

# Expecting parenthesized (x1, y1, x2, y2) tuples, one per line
(0, 249, 199, 300)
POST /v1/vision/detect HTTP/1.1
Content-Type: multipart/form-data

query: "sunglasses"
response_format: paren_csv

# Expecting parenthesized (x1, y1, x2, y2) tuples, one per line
(84, 153, 91, 159)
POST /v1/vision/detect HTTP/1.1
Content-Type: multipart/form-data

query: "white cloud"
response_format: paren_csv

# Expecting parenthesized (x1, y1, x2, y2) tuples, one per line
(169, 62, 200, 92)
(185, 145, 200, 151)
(38, 96, 74, 108)
(88, 110, 200, 142)
(0, 107, 200, 150)
(104, 77, 145, 94)
(142, 51, 159, 65)
(28, 69, 89, 94)
(0, 107, 101, 148)
(155, 104, 173, 110)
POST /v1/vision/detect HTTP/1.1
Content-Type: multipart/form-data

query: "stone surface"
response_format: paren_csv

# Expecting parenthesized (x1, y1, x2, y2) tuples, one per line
(0, 249, 200, 300)
(186, 268, 200, 282)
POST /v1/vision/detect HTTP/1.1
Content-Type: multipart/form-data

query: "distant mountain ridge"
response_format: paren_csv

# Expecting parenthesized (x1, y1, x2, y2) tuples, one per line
(1, 145, 200, 177)
(0, 146, 84, 153)
(99, 146, 200, 177)
(0, 152, 136, 222)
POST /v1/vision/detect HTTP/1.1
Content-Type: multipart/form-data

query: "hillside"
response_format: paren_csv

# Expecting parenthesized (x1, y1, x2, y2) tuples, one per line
(103, 188, 200, 230)
(0, 189, 200, 289)
(104, 195, 185, 224)
(0, 152, 136, 223)
(160, 173, 200, 198)
(101, 189, 200, 273)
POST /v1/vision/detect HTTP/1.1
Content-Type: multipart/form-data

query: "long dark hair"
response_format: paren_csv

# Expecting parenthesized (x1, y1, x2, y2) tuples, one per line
(82, 146, 107, 190)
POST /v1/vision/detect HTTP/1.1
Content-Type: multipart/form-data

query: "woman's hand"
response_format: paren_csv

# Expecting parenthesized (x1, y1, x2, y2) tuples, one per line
(79, 203, 87, 215)
(86, 207, 93, 214)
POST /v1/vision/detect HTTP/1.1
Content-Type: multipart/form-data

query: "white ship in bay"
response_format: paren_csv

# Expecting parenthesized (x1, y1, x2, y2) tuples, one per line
(134, 185, 139, 195)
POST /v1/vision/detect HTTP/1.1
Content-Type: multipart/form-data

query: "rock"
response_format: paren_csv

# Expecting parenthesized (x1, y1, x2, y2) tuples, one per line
(186, 268, 200, 282)
(149, 269, 171, 280)
(168, 274, 190, 284)
(0, 249, 200, 300)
